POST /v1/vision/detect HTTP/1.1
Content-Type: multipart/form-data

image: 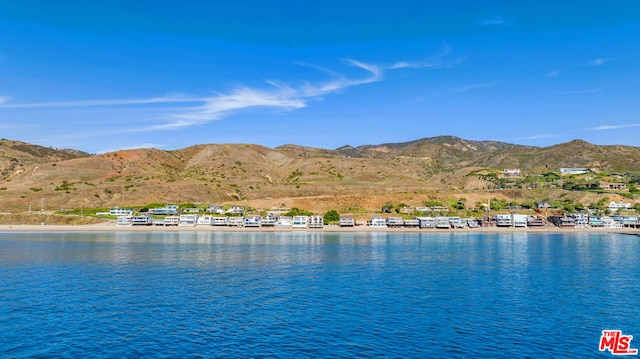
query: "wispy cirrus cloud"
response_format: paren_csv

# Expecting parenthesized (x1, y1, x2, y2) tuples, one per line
(0, 96, 11, 105)
(582, 55, 633, 67)
(150, 59, 384, 130)
(513, 134, 561, 141)
(0, 59, 383, 131)
(390, 44, 464, 69)
(0, 50, 456, 133)
(0, 95, 204, 109)
(454, 83, 494, 92)
(546, 88, 602, 95)
(480, 15, 514, 27)
(586, 123, 640, 131)
(545, 70, 560, 78)
(583, 58, 613, 67)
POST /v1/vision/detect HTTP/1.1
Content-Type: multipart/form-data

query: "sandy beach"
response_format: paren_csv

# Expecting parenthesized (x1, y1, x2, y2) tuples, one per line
(1, 222, 639, 235)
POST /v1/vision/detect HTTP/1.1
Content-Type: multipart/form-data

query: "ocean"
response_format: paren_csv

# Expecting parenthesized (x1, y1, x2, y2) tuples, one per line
(1, 231, 639, 358)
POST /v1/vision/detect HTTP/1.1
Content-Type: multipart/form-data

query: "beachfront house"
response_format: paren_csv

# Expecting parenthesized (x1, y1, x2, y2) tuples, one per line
(197, 215, 214, 226)
(148, 205, 179, 215)
(370, 216, 387, 227)
(308, 216, 324, 228)
(276, 216, 293, 228)
(164, 216, 180, 226)
(178, 214, 198, 227)
(244, 215, 261, 227)
(512, 214, 528, 227)
(260, 215, 277, 227)
(227, 217, 244, 227)
(435, 216, 451, 229)
(226, 206, 245, 215)
(292, 216, 309, 228)
(110, 207, 133, 216)
(339, 216, 355, 227)
(386, 217, 404, 227)
(182, 208, 202, 213)
(416, 217, 435, 229)
(206, 205, 224, 214)
(116, 216, 132, 226)
(212, 217, 228, 226)
(131, 215, 153, 226)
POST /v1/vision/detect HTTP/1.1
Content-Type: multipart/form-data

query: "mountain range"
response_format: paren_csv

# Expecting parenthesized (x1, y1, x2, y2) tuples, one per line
(1, 136, 638, 212)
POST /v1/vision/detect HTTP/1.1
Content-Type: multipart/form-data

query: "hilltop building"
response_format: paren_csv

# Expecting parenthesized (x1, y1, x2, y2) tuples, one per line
(502, 169, 522, 178)
(600, 182, 627, 191)
(608, 202, 631, 211)
(559, 168, 589, 175)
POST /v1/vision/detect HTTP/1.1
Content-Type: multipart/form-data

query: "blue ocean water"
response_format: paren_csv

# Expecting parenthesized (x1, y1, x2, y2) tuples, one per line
(1, 231, 639, 358)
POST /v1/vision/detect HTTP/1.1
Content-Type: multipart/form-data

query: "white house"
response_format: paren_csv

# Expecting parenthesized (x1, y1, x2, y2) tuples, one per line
(502, 169, 522, 178)
(608, 202, 631, 211)
(149, 205, 179, 215)
(178, 214, 199, 227)
(226, 206, 245, 215)
(110, 207, 133, 216)
(559, 168, 589, 175)
(206, 205, 224, 214)
(182, 208, 202, 213)
(370, 216, 387, 227)
(292, 215, 309, 228)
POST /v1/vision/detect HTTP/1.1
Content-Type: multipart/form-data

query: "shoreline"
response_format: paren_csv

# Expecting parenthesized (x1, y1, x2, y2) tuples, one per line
(1, 222, 638, 235)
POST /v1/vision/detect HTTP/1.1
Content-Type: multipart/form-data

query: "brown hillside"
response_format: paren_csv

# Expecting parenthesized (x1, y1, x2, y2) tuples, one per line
(0, 137, 638, 213)
(0, 139, 90, 181)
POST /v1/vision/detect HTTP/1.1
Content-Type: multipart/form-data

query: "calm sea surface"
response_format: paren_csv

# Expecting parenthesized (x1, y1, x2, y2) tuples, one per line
(1, 231, 639, 358)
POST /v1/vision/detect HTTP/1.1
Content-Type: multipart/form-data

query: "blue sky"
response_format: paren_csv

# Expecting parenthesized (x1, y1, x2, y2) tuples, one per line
(1, 1, 639, 153)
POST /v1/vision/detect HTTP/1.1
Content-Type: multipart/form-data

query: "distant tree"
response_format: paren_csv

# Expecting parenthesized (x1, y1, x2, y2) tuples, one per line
(141, 202, 166, 211)
(520, 199, 535, 209)
(453, 198, 466, 210)
(423, 199, 443, 207)
(381, 202, 393, 213)
(323, 210, 340, 224)
(395, 202, 408, 214)
(489, 198, 507, 211)
(284, 207, 313, 216)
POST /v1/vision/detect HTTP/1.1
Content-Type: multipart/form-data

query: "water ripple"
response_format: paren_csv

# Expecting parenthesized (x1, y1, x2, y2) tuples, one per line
(1, 232, 639, 357)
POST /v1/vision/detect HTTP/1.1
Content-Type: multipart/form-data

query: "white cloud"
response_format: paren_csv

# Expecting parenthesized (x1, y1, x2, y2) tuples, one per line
(0, 52, 453, 134)
(0, 96, 10, 105)
(587, 123, 640, 131)
(547, 88, 602, 95)
(480, 15, 514, 26)
(454, 83, 494, 92)
(390, 44, 463, 69)
(146, 59, 384, 131)
(293, 61, 340, 77)
(545, 70, 560, 78)
(513, 134, 561, 141)
(0, 95, 203, 109)
(583, 58, 612, 67)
